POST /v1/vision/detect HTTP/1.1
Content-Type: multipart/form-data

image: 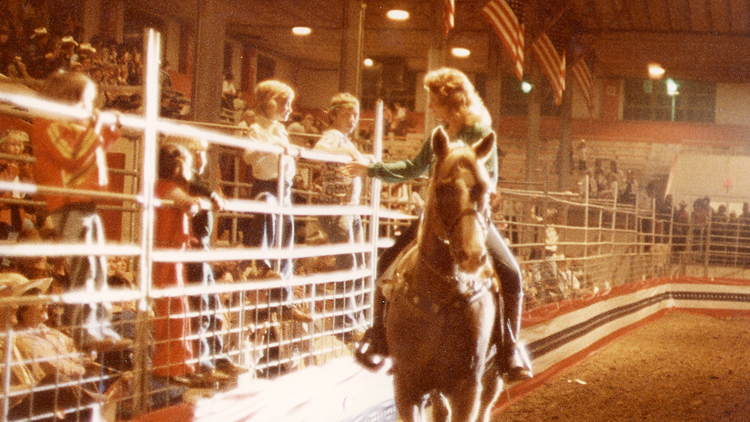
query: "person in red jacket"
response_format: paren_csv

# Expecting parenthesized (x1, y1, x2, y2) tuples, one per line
(32, 71, 130, 353)
(152, 142, 219, 384)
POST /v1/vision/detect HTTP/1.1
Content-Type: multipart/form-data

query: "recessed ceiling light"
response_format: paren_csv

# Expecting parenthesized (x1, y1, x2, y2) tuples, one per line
(292, 27, 312, 36)
(363, 58, 374, 67)
(451, 47, 470, 58)
(648, 63, 665, 79)
(387, 9, 409, 20)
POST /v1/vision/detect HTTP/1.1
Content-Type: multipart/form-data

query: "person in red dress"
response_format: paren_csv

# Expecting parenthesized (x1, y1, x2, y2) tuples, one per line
(151, 142, 211, 382)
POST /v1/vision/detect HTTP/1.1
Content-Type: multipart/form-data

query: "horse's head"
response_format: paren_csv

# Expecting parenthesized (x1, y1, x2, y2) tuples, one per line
(427, 126, 496, 275)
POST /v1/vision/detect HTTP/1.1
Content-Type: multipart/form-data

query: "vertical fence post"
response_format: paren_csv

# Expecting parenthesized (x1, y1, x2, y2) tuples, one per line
(367, 100, 383, 323)
(133, 28, 161, 417)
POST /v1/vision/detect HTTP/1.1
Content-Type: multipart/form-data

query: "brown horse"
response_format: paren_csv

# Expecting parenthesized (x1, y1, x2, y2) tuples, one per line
(382, 127, 502, 422)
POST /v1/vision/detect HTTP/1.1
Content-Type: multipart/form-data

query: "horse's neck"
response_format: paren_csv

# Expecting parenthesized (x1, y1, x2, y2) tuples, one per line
(415, 209, 454, 274)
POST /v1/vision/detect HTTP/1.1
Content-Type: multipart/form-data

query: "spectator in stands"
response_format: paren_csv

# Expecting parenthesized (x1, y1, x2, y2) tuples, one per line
(5, 54, 29, 79)
(347, 67, 532, 382)
(24, 27, 58, 79)
(31, 71, 130, 353)
(59, 36, 78, 70)
(672, 200, 690, 253)
(221, 72, 237, 109)
(301, 113, 320, 141)
(557, 258, 580, 295)
(739, 202, 750, 266)
(0, 24, 19, 76)
(241, 80, 312, 323)
(0, 273, 39, 413)
(0, 130, 34, 240)
(619, 170, 638, 204)
(389, 101, 408, 136)
(10, 276, 112, 422)
(78, 43, 97, 75)
(313, 92, 375, 338)
(286, 112, 306, 147)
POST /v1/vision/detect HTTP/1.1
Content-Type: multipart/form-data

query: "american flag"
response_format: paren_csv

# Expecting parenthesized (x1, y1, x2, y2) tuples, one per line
(481, 0, 525, 80)
(571, 55, 595, 117)
(531, 32, 566, 105)
(444, 0, 455, 36)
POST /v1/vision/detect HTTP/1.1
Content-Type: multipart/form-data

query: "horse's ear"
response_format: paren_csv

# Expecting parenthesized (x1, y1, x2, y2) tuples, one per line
(472, 132, 495, 162)
(431, 127, 450, 160)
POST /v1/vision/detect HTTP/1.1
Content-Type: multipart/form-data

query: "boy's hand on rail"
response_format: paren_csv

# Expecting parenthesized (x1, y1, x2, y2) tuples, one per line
(210, 191, 226, 211)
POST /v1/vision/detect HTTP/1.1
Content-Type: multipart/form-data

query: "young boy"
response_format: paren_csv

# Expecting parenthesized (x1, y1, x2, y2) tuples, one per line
(313, 92, 374, 338)
(31, 71, 130, 353)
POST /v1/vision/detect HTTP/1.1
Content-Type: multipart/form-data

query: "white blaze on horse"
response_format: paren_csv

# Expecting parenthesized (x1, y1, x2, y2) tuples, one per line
(380, 127, 502, 422)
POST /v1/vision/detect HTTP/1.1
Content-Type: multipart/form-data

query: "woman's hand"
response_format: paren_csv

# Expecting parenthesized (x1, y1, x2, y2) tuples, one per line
(342, 162, 368, 178)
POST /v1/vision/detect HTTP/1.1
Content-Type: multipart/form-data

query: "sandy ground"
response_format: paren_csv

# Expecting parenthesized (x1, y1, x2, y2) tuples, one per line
(493, 312, 750, 422)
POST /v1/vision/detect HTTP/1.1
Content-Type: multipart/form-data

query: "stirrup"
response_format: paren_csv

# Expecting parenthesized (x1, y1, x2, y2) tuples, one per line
(504, 342, 533, 382)
(354, 327, 387, 371)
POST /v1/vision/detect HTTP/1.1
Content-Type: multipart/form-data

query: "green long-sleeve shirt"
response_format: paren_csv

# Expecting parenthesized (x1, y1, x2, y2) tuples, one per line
(367, 123, 498, 186)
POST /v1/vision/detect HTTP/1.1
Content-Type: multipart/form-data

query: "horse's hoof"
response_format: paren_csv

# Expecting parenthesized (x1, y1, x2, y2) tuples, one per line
(505, 367, 533, 383)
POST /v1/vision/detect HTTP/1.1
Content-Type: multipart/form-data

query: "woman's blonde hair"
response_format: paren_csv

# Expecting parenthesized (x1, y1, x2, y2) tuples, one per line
(253, 80, 294, 117)
(423, 67, 491, 127)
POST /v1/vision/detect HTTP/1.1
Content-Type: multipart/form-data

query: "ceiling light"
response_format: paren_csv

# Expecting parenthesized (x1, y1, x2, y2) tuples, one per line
(521, 81, 533, 93)
(363, 58, 374, 67)
(451, 48, 470, 58)
(648, 63, 665, 79)
(387, 10, 409, 20)
(292, 27, 312, 36)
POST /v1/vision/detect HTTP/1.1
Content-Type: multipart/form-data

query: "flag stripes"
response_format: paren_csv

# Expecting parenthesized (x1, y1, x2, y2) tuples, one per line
(571, 58, 595, 117)
(482, 0, 525, 80)
(531, 33, 565, 105)
(444, 0, 455, 36)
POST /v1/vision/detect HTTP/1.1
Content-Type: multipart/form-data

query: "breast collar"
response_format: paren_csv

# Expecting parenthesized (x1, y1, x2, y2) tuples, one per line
(395, 253, 493, 315)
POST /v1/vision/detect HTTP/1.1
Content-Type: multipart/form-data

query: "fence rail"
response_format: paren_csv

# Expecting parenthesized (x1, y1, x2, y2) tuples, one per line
(0, 29, 746, 422)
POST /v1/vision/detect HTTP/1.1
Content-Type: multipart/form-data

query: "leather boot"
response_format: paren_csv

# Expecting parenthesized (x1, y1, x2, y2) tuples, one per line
(354, 287, 388, 371)
(501, 291, 533, 382)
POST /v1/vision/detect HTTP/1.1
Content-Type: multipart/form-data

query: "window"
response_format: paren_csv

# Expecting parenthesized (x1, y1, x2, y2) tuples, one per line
(623, 79, 715, 123)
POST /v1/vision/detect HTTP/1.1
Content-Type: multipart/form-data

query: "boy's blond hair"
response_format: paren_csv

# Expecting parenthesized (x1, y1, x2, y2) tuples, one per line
(328, 92, 359, 117)
(253, 80, 294, 118)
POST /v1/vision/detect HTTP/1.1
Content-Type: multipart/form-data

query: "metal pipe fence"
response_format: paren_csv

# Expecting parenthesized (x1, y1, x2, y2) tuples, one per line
(0, 29, 748, 421)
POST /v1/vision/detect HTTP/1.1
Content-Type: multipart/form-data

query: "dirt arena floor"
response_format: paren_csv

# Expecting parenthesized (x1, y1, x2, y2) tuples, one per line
(493, 312, 750, 422)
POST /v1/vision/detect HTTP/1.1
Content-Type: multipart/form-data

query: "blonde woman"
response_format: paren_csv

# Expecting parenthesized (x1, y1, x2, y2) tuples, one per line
(348, 67, 532, 382)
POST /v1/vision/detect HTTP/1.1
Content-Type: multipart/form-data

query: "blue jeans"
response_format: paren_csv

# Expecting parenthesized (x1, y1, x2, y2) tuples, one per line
(49, 203, 121, 347)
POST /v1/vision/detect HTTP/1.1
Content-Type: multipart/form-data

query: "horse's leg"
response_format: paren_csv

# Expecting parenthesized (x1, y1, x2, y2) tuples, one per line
(393, 375, 424, 422)
(430, 391, 450, 422)
(444, 377, 482, 422)
(478, 362, 503, 422)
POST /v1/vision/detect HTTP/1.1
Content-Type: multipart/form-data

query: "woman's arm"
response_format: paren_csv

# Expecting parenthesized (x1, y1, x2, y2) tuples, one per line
(362, 136, 433, 183)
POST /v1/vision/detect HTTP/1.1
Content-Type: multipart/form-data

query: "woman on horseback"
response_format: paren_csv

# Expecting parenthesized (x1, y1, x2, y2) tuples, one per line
(345, 67, 532, 382)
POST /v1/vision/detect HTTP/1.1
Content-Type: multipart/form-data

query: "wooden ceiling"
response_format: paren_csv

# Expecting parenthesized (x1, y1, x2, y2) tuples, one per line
(158, 0, 750, 84)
